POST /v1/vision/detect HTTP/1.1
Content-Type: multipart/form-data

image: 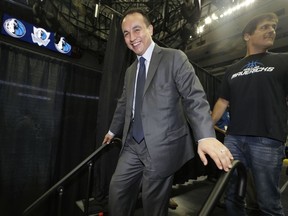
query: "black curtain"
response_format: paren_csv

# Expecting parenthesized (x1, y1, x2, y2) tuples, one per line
(92, 14, 134, 210)
(0, 41, 101, 216)
(192, 62, 221, 107)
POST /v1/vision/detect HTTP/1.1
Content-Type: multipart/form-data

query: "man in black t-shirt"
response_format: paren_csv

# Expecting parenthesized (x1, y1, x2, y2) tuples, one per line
(212, 12, 288, 216)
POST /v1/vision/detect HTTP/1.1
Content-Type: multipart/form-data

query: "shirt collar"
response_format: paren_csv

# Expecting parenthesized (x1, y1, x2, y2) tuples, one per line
(137, 41, 155, 62)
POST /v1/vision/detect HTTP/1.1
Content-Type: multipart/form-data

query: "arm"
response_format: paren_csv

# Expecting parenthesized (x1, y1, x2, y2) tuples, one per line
(196, 98, 231, 171)
(102, 67, 131, 144)
(173, 51, 233, 171)
(211, 98, 229, 125)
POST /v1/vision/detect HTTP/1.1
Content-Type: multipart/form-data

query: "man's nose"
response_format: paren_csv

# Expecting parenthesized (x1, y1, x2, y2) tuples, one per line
(268, 25, 276, 33)
(130, 32, 136, 42)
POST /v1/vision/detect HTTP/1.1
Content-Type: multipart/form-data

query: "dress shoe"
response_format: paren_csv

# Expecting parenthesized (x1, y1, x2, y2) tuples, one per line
(168, 198, 178, 209)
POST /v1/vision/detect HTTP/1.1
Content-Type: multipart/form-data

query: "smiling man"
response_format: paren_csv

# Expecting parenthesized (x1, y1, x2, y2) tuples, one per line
(102, 8, 233, 216)
(212, 12, 288, 215)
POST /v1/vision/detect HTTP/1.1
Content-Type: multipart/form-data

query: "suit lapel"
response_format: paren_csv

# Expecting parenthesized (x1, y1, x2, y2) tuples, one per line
(144, 45, 162, 94)
(127, 61, 137, 110)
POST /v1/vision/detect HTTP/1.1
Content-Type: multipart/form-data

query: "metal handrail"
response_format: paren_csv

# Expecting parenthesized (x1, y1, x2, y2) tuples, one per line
(198, 160, 247, 216)
(23, 138, 121, 216)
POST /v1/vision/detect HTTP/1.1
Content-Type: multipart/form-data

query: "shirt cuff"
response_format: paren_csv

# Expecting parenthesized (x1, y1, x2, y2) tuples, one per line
(198, 137, 216, 143)
(108, 130, 115, 137)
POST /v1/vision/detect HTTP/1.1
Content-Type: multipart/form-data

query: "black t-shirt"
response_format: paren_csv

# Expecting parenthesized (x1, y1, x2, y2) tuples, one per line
(220, 52, 288, 142)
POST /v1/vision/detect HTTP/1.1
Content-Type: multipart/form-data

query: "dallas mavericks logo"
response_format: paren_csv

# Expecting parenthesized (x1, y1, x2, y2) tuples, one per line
(3, 18, 26, 38)
(31, 27, 51, 46)
(232, 60, 274, 79)
(241, 60, 264, 70)
(54, 36, 71, 54)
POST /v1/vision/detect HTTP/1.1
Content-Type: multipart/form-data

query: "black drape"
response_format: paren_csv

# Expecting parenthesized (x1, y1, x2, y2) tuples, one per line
(0, 41, 101, 216)
(192, 62, 221, 107)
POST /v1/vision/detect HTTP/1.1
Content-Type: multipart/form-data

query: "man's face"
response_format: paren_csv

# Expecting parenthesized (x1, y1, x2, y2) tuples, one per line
(121, 12, 153, 56)
(245, 19, 277, 52)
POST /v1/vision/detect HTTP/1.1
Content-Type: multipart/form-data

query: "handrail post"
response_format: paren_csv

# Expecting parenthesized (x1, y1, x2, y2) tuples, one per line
(198, 160, 247, 216)
(84, 161, 93, 216)
(57, 187, 64, 216)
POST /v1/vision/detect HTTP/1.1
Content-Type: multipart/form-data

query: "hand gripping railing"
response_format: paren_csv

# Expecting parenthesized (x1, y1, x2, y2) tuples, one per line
(23, 138, 121, 216)
(198, 160, 247, 216)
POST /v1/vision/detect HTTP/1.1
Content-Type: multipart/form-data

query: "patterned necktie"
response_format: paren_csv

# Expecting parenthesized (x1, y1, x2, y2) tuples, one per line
(132, 57, 146, 143)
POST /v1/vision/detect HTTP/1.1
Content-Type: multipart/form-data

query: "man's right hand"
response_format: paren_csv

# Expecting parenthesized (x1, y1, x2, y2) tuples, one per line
(102, 133, 114, 144)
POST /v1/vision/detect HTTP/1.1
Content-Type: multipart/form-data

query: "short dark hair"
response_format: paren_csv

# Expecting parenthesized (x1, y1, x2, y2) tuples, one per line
(242, 12, 278, 37)
(121, 8, 151, 27)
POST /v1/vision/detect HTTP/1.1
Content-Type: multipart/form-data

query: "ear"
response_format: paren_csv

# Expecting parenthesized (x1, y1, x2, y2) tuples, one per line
(148, 24, 153, 36)
(243, 33, 250, 42)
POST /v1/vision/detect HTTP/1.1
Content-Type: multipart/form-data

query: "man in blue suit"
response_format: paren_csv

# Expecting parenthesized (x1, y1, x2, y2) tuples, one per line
(102, 8, 233, 216)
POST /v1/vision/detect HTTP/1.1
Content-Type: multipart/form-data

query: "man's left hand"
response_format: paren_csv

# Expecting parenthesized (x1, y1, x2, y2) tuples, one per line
(198, 138, 233, 172)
